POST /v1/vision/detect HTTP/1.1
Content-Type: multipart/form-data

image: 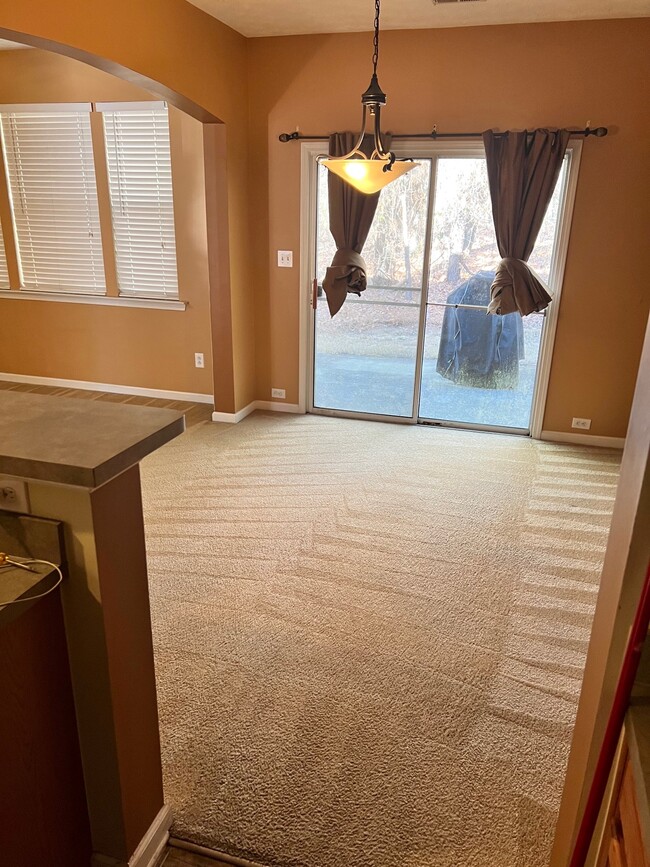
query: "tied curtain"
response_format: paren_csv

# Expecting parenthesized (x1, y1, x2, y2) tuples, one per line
(322, 132, 391, 317)
(483, 128, 571, 316)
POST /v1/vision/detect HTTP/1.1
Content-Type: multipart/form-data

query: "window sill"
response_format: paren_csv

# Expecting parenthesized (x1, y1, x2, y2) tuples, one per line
(0, 289, 187, 311)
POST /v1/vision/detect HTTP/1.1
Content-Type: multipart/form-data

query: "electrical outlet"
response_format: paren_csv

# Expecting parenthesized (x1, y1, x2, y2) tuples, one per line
(0, 478, 30, 514)
(572, 417, 592, 430)
(194, 352, 205, 369)
(277, 250, 293, 268)
(271, 388, 286, 399)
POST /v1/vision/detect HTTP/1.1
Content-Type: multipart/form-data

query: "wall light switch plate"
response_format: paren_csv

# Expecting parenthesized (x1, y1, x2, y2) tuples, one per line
(194, 352, 205, 369)
(572, 417, 592, 430)
(0, 478, 30, 514)
(271, 388, 286, 399)
(277, 251, 293, 268)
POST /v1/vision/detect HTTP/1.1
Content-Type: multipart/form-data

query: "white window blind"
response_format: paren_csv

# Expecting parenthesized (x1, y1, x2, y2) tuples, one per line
(0, 110, 105, 294)
(102, 106, 178, 298)
(0, 223, 9, 288)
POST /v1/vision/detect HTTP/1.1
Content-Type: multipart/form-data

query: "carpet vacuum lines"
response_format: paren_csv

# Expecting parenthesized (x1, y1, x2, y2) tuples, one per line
(142, 413, 620, 867)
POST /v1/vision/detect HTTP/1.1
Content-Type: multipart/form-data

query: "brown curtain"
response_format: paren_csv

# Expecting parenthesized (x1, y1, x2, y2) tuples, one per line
(322, 132, 390, 317)
(483, 128, 570, 316)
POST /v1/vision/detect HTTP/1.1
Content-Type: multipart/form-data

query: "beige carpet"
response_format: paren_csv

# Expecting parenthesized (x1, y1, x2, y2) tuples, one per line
(141, 412, 620, 867)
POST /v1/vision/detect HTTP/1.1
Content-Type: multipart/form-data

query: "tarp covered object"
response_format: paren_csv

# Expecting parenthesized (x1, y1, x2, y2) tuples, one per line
(436, 271, 524, 389)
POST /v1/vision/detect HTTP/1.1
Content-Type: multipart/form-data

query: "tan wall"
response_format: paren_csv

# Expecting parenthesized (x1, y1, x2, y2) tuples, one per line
(0, 14, 646, 426)
(0, 0, 256, 412)
(247, 19, 650, 437)
(0, 49, 214, 396)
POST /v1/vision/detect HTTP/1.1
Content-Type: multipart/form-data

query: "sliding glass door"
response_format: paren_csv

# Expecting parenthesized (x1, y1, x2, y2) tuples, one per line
(419, 155, 567, 431)
(310, 144, 574, 434)
(313, 159, 432, 418)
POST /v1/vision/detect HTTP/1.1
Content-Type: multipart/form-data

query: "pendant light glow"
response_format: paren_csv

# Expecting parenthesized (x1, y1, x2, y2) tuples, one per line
(322, 157, 417, 195)
(322, 0, 418, 195)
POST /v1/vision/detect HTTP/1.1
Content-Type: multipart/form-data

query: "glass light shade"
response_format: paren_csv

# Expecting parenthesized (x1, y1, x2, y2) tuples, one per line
(322, 157, 418, 194)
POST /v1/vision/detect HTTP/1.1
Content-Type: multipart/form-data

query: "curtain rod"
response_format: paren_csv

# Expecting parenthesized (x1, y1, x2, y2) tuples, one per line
(279, 126, 608, 142)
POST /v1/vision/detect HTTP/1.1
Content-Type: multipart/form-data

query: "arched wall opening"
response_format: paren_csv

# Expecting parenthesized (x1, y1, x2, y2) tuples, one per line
(0, 5, 255, 413)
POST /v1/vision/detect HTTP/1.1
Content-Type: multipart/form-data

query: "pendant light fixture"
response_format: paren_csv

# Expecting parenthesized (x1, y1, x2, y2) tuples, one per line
(322, 0, 418, 195)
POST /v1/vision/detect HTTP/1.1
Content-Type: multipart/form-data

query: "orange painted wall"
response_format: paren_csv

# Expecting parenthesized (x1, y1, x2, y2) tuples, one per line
(247, 19, 650, 437)
(0, 0, 256, 411)
(0, 50, 215, 396)
(0, 10, 647, 431)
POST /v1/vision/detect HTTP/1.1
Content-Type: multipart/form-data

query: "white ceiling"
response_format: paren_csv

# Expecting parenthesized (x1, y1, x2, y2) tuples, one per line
(187, 0, 650, 38)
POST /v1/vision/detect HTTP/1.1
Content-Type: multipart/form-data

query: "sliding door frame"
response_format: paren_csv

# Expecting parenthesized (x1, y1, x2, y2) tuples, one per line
(300, 137, 583, 437)
(528, 139, 582, 437)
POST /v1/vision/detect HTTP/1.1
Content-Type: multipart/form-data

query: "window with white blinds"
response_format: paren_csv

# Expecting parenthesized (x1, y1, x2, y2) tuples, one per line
(102, 106, 178, 298)
(1, 110, 105, 294)
(0, 223, 9, 288)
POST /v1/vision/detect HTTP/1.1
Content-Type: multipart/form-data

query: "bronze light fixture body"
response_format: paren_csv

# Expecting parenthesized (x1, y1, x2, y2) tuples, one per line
(322, 0, 418, 194)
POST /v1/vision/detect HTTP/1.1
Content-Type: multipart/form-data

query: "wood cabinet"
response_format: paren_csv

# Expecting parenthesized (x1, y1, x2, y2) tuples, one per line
(0, 590, 92, 866)
(600, 746, 650, 867)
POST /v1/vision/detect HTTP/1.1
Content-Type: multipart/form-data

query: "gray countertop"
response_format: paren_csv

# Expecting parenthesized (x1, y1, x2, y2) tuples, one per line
(0, 391, 185, 487)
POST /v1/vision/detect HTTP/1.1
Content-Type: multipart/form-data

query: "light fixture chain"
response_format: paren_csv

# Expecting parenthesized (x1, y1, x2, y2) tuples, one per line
(372, 0, 380, 76)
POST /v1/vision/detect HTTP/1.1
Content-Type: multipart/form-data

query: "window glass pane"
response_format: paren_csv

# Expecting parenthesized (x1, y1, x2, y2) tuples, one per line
(1, 111, 105, 293)
(103, 107, 178, 298)
(427, 157, 497, 304)
(314, 299, 421, 417)
(420, 305, 544, 429)
(314, 160, 431, 417)
(317, 160, 431, 291)
(421, 155, 568, 429)
(312, 151, 569, 430)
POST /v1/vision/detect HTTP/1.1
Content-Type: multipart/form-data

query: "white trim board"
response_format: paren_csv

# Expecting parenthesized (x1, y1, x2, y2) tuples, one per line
(91, 805, 172, 867)
(528, 143, 583, 439)
(95, 101, 166, 113)
(0, 289, 186, 311)
(0, 372, 213, 405)
(129, 805, 172, 867)
(0, 102, 92, 113)
(211, 401, 257, 424)
(169, 837, 265, 867)
(541, 430, 625, 449)
(212, 400, 302, 424)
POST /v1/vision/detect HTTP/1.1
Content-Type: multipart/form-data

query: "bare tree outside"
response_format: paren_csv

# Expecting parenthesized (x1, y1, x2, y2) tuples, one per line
(313, 155, 567, 427)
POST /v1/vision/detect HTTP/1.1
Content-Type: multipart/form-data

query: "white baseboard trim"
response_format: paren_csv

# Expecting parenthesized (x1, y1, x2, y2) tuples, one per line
(0, 372, 213, 405)
(212, 400, 257, 424)
(212, 400, 302, 424)
(541, 430, 626, 449)
(169, 837, 265, 866)
(129, 804, 172, 867)
(91, 805, 172, 867)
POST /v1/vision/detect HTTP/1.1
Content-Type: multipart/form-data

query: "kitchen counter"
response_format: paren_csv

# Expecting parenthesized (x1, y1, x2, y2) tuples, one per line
(0, 391, 186, 861)
(0, 390, 184, 487)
